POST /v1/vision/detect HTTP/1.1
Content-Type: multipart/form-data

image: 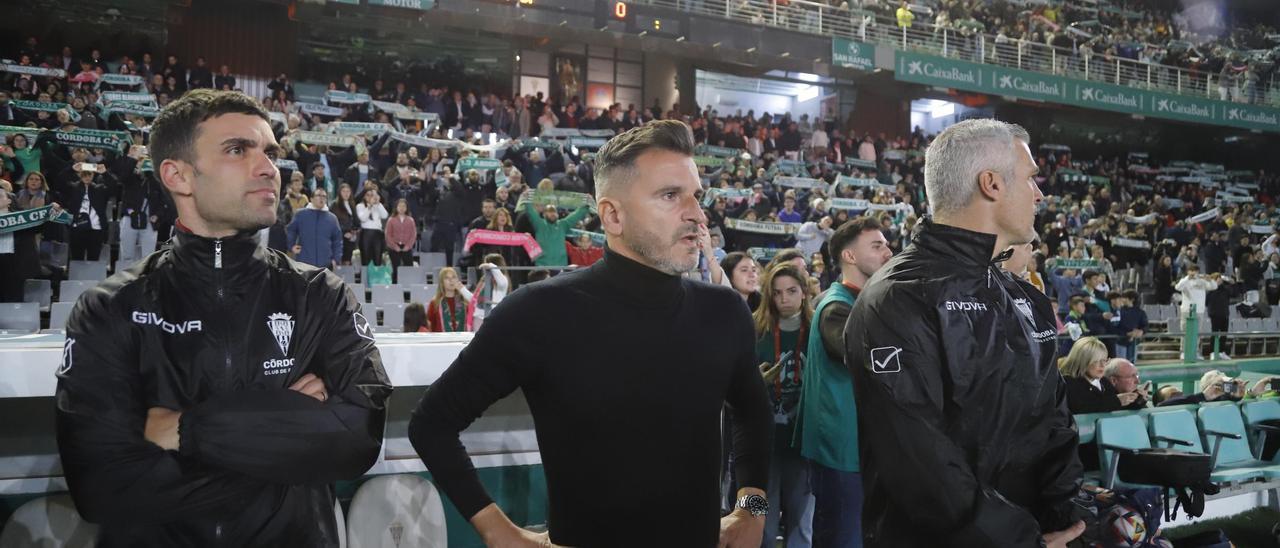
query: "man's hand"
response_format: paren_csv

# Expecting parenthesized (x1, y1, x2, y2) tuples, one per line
(1102, 312, 1114, 320)
(1117, 392, 1142, 407)
(718, 508, 765, 548)
(144, 407, 182, 451)
(292, 244, 302, 255)
(289, 373, 328, 402)
(1043, 521, 1086, 548)
(472, 504, 563, 547)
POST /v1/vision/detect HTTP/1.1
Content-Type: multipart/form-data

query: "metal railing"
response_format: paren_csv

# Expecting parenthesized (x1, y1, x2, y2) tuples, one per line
(641, 0, 1280, 108)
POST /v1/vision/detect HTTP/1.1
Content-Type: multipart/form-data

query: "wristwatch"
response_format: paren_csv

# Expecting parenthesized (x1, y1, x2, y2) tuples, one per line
(736, 494, 769, 517)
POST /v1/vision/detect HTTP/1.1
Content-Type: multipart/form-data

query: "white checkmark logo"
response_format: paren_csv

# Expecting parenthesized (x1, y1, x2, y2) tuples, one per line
(353, 312, 375, 341)
(870, 346, 902, 374)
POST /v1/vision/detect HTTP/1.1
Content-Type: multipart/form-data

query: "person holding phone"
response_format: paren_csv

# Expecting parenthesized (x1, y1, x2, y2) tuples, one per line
(1102, 359, 1150, 410)
(1161, 370, 1279, 406)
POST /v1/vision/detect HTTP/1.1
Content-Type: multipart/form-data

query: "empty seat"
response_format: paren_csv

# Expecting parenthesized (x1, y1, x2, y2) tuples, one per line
(47, 302, 75, 332)
(369, 285, 406, 306)
(1240, 399, 1280, 464)
(407, 284, 436, 306)
(333, 265, 358, 285)
(1148, 408, 1261, 483)
(67, 260, 108, 281)
(1197, 404, 1280, 481)
(23, 279, 52, 312)
(1096, 414, 1156, 489)
(395, 265, 428, 285)
(346, 475, 447, 548)
(0, 303, 39, 334)
(380, 304, 408, 332)
(1245, 318, 1264, 333)
(58, 280, 96, 305)
(418, 252, 447, 270)
(0, 494, 99, 548)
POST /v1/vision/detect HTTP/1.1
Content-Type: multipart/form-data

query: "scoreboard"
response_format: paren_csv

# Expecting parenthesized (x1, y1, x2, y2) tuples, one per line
(597, 1, 686, 37)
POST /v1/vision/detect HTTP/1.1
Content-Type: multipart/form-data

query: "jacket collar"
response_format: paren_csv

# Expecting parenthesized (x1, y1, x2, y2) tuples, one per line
(170, 219, 269, 279)
(911, 217, 1005, 268)
(594, 246, 684, 309)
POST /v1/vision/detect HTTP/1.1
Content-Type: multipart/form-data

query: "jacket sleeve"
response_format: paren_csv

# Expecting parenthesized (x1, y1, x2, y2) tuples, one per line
(818, 301, 850, 360)
(55, 285, 265, 525)
(560, 205, 590, 229)
(175, 276, 392, 484)
(846, 286, 1044, 546)
(286, 215, 301, 248)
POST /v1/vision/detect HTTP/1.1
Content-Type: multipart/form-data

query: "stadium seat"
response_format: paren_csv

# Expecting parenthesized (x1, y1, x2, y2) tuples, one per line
(1240, 400, 1280, 464)
(0, 303, 39, 334)
(1197, 404, 1280, 481)
(334, 265, 358, 285)
(395, 265, 428, 285)
(418, 253, 448, 271)
(380, 304, 408, 332)
(370, 285, 406, 306)
(0, 494, 99, 548)
(1145, 408, 1266, 484)
(57, 280, 96, 305)
(407, 284, 436, 306)
(23, 279, 52, 312)
(46, 302, 75, 333)
(1096, 414, 1154, 489)
(67, 260, 108, 281)
(346, 475, 447, 548)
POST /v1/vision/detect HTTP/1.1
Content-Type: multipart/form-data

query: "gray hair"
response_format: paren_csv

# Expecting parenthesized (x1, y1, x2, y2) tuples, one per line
(1103, 358, 1133, 379)
(923, 119, 1029, 219)
(594, 119, 695, 198)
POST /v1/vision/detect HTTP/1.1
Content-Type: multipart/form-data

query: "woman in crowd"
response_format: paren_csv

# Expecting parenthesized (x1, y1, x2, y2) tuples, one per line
(1061, 336, 1142, 414)
(1, 133, 44, 179)
(720, 251, 762, 311)
(384, 198, 417, 269)
(356, 186, 389, 266)
(471, 253, 510, 331)
(284, 172, 309, 212)
(331, 183, 360, 265)
(753, 264, 815, 546)
(0, 187, 54, 302)
(1153, 254, 1175, 305)
(403, 302, 429, 333)
(265, 89, 293, 113)
(426, 267, 473, 333)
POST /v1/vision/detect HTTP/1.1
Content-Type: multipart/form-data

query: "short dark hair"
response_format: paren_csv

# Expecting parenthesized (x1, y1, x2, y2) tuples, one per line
(1083, 270, 1101, 282)
(768, 249, 806, 270)
(1122, 289, 1139, 301)
(1106, 291, 1122, 301)
(594, 119, 694, 197)
(828, 216, 883, 262)
(1069, 296, 1088, 308)
(150, 89, 270, 167)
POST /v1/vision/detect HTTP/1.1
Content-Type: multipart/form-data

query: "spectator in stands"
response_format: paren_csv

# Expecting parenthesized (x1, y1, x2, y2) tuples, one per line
(753, 263, 815, 546)
(468, 198, 497, 232)
(284, 172, 308, 212)
(343, 151, 379, 192)
(1061, 336, 1135, 414)
(1160, 370, 1277, 406)
(305, 162, 336, 198)
(722, 251, 762, 311)
(1204, 272, 1235, 360)
(426, 266, 472, 332)
(1116, 290, 1148, 362)
(567, 232, 603, 267)
(286, 188, 342, 270)
(1103, 358, 1150, 409)
(471, 253, 509, 331)
(331, 183, 359, 265)
(1, 133, 45, 179)
(0, 186, 55, 302)
(1153, 254, 1175, 305)
(384, 198, 417, 269)
(214, 64, 235, 91)
(1175, 264, 1216, 359)
(526, 202, 590, 268)
(895, 1, 915, 30)
(64, 163, 115, 262)
(794, 215, 889, 547)
(356, 186, 389, 265)
(403, 302, 429, 333)
(1048, 267, 1084, 315)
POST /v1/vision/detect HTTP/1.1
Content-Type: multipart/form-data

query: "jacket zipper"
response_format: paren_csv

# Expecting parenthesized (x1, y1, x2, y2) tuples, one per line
(215, 240, 232, 387)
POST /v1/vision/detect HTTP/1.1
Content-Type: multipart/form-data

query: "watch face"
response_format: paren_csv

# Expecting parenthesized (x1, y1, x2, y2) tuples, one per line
(739, 494, 768, 516)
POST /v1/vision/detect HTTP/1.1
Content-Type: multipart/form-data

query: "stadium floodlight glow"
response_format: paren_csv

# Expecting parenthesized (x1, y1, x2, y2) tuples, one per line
(797, 85, 819, 102)
(928, 100, 954, 118)
(796, 72, 820, 83)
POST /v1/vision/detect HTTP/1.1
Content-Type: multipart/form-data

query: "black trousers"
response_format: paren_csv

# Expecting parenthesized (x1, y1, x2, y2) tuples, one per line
(69, 228, 104, 261)
(359, 229, 385, 266)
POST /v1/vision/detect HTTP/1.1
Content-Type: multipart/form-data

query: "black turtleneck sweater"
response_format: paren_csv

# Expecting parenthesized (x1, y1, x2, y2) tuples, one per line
(409, 249, 773, 547)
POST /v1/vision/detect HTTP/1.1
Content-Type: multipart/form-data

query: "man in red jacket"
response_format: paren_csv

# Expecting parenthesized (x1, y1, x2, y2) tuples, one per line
(565, 232, 603, 266)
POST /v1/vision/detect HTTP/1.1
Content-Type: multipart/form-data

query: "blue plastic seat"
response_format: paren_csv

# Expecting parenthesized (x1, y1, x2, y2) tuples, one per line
(1240, 399, 1280, 464)
(1148, 409, 1261, 484)
(1096, 414, 1158, 489)
(1197, 404, 1280, 481)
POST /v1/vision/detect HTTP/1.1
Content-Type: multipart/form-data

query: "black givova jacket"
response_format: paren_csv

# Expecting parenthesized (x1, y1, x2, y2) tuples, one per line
(55, 227, 392, 547)
(846, 219, 1082, 547)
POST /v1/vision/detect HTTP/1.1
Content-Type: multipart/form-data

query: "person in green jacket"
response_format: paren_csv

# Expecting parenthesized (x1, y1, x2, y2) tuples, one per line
(525, 201, 589, 267)
(1, 132, 44, 179)
(793, 216, 892, 547)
